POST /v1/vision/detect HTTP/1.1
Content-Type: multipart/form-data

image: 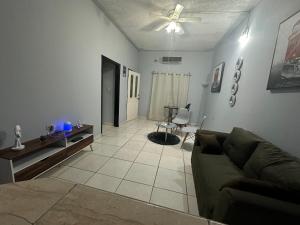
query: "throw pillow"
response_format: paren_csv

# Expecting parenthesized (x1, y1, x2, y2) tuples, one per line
(197, 133, 222, 154)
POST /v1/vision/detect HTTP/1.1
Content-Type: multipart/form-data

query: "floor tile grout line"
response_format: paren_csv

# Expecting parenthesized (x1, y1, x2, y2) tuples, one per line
(149, 145, 163, 203)
(44, 119, 197, 215)
(114, 138, 147, 195)
(88, 168, 191, 195)
(183, 146, 190, 214)
(52, 167, 193, 195)
(83, 155, 114, 185)
(34, 183, 78, 224)
(59, 148, 191, 193)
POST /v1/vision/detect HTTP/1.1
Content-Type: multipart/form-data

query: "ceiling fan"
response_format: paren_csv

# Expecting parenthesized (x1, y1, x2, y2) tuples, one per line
(153, 4, 202, 35)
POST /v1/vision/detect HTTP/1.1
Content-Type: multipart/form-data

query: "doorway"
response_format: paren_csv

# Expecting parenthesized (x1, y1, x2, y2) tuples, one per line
(101, 55, 120, 133)
(127, 69, 141, 121)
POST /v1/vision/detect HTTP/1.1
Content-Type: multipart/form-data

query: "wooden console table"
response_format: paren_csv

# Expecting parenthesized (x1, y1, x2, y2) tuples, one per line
(0, 125, 93, 183)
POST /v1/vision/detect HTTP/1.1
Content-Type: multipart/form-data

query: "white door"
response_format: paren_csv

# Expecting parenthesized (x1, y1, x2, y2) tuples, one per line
(127, 70, 140, 121)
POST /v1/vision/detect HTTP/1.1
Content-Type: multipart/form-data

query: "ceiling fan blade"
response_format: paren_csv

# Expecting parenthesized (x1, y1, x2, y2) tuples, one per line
(178, 17, 202, 23)
(149, 12, 170, 20)
(141, 19, 167, 32)
(158, 16, 171, 21)
(155, 22, 170, 31)
(171, 4, 184, 20)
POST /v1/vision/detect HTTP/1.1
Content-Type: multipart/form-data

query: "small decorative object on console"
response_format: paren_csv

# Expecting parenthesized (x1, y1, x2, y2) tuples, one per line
(11, 125, 25, 151)
(46, 124, 55, 136)
(63, 121, 73, 132)
(40, 135, 47, 142)
(76, 120, 83, 128)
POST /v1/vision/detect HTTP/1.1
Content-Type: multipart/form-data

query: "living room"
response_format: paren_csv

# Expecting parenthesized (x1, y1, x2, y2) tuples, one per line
(0, 0, 299, 225)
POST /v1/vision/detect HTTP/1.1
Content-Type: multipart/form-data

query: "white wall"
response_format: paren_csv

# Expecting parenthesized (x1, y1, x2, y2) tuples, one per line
(138, 51, 213, 124)
(0, 0, 138, 149)
(204, 0, 300, 157)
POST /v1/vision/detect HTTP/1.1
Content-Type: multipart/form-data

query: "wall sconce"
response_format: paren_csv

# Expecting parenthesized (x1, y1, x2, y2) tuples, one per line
(239, 26, 249, 47)
(239, 12, 251, 47)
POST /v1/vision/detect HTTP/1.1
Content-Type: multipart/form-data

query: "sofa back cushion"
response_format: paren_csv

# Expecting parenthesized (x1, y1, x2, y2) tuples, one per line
(244, 142, 300, 192)
(244, 142, 292, 177)
(223, 127, 261, 168)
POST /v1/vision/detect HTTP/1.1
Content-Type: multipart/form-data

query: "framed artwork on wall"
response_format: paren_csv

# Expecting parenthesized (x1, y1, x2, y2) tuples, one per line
(267, 10, 300, 90)
(123, 65, 127, 77)
(211, 62, 225, 93)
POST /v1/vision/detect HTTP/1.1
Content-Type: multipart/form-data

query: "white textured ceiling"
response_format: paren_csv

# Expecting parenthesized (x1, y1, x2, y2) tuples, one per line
(95, 0, 261, 51)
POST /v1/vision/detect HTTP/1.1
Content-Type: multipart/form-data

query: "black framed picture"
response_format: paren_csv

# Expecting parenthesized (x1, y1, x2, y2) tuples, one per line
(211, 62, 225, 93)
(123, 66, 127, 77)
(267, 10, 300, 90)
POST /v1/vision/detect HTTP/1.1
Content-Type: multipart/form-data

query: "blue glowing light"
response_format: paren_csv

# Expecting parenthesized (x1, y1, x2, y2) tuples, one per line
(63, 121, 73, 132)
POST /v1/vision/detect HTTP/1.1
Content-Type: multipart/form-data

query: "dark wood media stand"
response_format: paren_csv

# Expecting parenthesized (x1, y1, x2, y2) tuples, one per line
(0, 125, 93, 183)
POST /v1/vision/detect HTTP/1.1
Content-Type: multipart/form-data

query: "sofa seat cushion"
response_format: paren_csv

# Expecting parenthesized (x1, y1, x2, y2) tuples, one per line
(221, 177, 300, 204)
(223, 127, 262, 168)
(195, 153, 244, 215)
(198, 154, 244, 192)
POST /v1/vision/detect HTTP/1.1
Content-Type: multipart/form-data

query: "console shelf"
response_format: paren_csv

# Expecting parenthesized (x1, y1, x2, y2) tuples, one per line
(0, 125, 94, 183)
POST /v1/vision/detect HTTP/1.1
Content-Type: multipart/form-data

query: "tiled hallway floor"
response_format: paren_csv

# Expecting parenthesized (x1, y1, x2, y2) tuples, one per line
(38, 119, 199, 216)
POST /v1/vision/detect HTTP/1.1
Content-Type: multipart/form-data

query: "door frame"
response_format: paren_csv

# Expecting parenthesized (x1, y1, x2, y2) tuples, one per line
(126, 68, 134, 120)
(101, 55, 120, 133)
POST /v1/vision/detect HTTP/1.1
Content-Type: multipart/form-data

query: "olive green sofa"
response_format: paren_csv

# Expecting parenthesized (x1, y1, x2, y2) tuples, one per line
(191, 127, 300, 225)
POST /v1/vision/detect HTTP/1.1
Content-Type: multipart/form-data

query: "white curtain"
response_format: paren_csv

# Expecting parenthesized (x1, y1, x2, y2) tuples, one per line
(148, 72, 190, 121)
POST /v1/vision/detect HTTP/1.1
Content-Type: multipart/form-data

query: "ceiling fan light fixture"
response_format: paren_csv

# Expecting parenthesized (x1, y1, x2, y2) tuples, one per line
(166, 21, 177, 33)
(175, 23, 181, 33)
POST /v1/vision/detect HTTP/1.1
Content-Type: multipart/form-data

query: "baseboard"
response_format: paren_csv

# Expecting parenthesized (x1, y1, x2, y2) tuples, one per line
(138, 115, 147, 120)
(103, 122, 114, 126)
(119, 120, 128, 125)
(94, 133, 102, 140)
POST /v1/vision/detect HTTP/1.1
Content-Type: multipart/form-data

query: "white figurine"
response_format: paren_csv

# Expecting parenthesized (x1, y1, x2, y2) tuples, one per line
(76, 120, 83, 128)
(12, 125, 25, 150)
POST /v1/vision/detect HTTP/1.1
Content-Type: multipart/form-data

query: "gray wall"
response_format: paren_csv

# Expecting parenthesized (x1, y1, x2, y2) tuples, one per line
(204, 0, 300, 157)
(0, 0, 138, 149)
(138, 51, 213, 124)
(102, 61, 115, 124)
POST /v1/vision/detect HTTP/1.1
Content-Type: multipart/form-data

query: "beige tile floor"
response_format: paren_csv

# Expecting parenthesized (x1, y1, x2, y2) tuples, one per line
(38, 119, 199, 216)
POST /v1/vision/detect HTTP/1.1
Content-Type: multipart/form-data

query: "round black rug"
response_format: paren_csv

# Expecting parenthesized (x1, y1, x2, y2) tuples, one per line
(147, 132, 180, 145)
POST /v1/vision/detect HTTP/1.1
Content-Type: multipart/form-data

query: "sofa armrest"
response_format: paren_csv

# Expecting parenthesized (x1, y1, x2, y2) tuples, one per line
(213, 188, 300, 225)
(194, 130, 229, 147)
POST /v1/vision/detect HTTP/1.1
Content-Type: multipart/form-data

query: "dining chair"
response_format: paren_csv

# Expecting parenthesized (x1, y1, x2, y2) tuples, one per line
(172, 108, 190, 127)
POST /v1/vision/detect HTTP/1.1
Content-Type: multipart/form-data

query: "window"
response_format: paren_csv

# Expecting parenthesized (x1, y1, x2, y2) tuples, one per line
(135, 76, 138, 97)
(130, 75, 133, 98)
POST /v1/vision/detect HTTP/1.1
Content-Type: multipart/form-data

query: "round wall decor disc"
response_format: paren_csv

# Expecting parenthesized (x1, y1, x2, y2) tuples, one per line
(233, 70, 241, 82)
(236, 57, 244, 70)
(229, 95, 237, 107)
(231, 82, 239, 95)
